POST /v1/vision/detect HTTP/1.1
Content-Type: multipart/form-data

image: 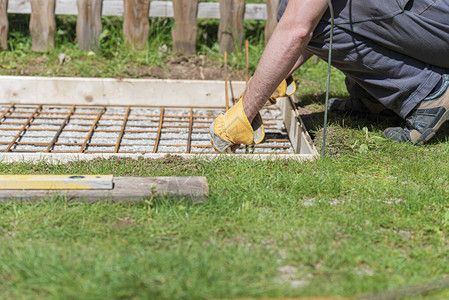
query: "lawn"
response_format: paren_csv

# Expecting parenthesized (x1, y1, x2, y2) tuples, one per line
(1, 143, 449, 299)
(1, 11, 449, 300)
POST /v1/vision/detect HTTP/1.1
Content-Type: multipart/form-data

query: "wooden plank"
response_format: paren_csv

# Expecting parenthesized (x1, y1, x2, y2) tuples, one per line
(0, 76, 246, 108)
(76, 0, 103, 51)
(7, 1, 267, 20)
(172, 0, 198, 55)
(123, 0, 150, 50)
(29, 0, 56, 52)
(0, 174, 113, 190)
(218, 0, 245, 54)
(277, 95, 319, 157)
(0, 176, 209, 202)
(149, 0, 171, 17)
(0, 0, 7, 50)
(265, 0, 279, 43)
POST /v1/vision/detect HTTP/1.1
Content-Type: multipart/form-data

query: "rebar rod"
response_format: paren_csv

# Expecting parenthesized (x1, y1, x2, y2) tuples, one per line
(153, 107, 165, 153)
(79, 106, 106, 153)
(5, 105, 42, 152)
(114, 106, 130, 153)
(245, 40, 249, 85)
(0, 104, 14, 123)
(45, 104, 75, 152)
(224, 51, 229, 111)
(186, 108, 194, 153)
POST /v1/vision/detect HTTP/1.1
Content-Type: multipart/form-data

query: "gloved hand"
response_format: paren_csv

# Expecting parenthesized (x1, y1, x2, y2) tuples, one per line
(210, 98, 264, 153)
(266, 75, 296, 105)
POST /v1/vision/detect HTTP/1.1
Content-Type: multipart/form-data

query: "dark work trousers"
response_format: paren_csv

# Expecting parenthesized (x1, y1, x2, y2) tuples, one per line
(278, 0, 449, 118)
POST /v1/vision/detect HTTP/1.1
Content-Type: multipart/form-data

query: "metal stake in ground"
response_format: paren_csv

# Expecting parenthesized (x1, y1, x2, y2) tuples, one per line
(224, 51, 229, 112)
(245, 40, 255, 154)
(245, 40, 249, 85)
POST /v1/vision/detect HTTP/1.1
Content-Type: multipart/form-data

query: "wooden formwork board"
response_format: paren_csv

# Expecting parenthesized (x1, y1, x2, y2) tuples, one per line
(0, 153, 316, 164)
(0, 76, 246, 108)
(278, 95, 319, 157)
(0, 76, 318, 160)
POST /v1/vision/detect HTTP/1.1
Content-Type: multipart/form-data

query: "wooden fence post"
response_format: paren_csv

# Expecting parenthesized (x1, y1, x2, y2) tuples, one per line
(30, 0, 56, 52)
(265, 0, 279, 43)
(172, 0, 198, 55)
(123, 0, 150, 50)
(0, 0, 7, 50)
(218, 0, 245, 54)
(76, 0, 103, 51)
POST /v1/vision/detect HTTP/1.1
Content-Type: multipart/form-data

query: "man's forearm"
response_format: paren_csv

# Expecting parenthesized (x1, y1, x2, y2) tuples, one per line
(288, 51, 313, 77)
(242, 0, 328, 122)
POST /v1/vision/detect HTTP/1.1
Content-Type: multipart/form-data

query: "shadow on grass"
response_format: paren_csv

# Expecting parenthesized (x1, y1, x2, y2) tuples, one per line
(295, 93, 449, 156)
(295, 93, 404, 134)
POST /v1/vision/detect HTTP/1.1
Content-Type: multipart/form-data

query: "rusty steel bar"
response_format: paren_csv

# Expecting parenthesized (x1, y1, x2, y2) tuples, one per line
(0, 104, 14, 123)
(114, 105, 131, 153)
(6, 148, 294, 155)
(153, 107, 165, 153)
(224, 51, 229, 111)
(45, 104, 76, 152)
(0, 125, 278, 133)
(186, 108, 194, 153)
(5, 105, 42, 153)
(8, 109, 229, 120)
(245, 40, 249, 85)
(79, 106, 106, 153)
(191, 144, 290, 149)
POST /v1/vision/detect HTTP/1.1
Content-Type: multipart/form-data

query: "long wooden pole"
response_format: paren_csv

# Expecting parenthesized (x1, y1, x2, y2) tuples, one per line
(218, 0, 245, 54)
(123, 0, 150, 50)
(265, 0, 280, 43)
(30, 0, 56, 52)
(172, 0, 199, 55)
(0, 0, 8, 50)
(76, 0, 103, 51)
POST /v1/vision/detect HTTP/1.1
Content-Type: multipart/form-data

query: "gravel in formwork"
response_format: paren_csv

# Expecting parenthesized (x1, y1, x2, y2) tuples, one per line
(0, 105, 294, 154)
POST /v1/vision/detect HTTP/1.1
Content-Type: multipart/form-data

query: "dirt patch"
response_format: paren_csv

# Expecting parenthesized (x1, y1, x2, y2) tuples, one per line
(114, 217, 138, 228)
(149, 55, 246, 81)
(3, 53, 246, 80)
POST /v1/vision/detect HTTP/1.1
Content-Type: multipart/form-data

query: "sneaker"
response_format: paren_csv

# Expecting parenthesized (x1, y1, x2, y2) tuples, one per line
(329, 95, 395, 115)
(383, 74, 449, 144)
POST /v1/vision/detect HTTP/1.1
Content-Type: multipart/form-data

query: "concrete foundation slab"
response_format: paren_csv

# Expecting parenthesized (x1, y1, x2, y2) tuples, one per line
(0, 77, 319, 161)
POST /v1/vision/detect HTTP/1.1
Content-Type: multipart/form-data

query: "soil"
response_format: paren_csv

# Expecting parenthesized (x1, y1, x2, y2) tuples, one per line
(149, 55, 246, 81)
(7, 54, 247, 81)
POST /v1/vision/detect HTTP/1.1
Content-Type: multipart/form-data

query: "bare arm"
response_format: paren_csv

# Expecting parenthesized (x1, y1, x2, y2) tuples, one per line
(288, 50, 313, 77)
(243, 0, 328, 122)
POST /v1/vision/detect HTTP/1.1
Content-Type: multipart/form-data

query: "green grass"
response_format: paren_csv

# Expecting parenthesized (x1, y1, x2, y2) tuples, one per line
(1, 137, 449, 299)
(1, 9, 449, 300)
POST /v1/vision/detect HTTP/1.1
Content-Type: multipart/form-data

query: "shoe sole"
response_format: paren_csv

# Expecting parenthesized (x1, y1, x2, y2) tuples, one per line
(415, 108, 449, 145)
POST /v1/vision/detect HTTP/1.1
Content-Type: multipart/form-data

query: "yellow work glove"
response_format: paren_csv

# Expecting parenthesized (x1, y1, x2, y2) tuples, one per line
(266, 75, 296, 105)
(209, 98, 265, 153)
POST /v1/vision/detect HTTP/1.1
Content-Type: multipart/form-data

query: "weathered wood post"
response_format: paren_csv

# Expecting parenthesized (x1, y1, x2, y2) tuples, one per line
(172, 0, 198, 55)
(0, 0, 8, 50)
(76, 0, 103, 51)
(218, 0, 245, 54)
(30, 0, 56, 52)
(265, 0, 280, 43)
(123, 0, 150, 50)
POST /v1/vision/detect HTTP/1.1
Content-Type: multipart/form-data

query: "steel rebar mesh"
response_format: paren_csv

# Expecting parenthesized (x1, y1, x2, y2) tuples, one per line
(0, 104, 294, 154)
